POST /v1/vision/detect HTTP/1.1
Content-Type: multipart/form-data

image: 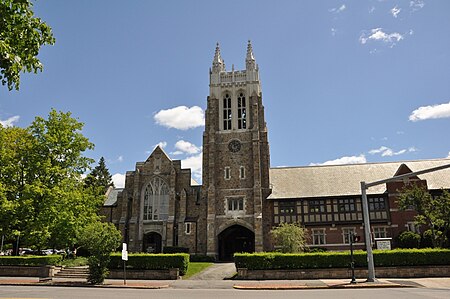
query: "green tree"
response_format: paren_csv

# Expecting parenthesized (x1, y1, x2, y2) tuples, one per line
(270, 222, 307, 253)
(396, 230, 421, 248)
(78, 221, 122, 284)
(0, 109, 101, 252)
(398, 184, 450, 248)
(0, 0, 55, 90)
(85, 157, 114, 194)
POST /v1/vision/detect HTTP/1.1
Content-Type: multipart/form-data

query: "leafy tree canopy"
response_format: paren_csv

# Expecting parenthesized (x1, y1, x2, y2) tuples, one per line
(0, 109, 100, 251)
(0, 0, 55, 90)
(85, 157, 114, 194)
(398, 183, 450, 248)
(78, 221, 122, 284)
(270, 222, 307, 253)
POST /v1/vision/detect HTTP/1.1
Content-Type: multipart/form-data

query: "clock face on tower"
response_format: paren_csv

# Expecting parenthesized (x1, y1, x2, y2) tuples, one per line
(228, 140, 241, 153)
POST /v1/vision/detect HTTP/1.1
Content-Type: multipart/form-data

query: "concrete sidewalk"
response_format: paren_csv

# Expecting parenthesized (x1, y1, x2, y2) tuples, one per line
(0, 276, 449, 290)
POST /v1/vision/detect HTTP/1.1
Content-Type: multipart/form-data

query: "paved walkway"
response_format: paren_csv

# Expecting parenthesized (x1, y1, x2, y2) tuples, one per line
(188, 262, 236, 280)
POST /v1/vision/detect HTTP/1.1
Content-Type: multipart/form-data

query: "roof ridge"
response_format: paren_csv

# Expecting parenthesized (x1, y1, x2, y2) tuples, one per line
(271, 157, 450, 170)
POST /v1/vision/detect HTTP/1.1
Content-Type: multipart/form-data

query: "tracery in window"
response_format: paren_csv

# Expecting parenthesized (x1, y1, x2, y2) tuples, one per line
(143, 177, 169, 221)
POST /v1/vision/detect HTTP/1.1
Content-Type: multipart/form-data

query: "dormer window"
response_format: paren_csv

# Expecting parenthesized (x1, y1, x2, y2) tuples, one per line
(237, 92, 247, 129)
(223, 93, 232, 130)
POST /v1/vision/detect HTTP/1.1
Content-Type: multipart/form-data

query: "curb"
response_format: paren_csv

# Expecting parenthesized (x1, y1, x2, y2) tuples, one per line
(0, 282, 169, 289)
(233, 282, 411, 290)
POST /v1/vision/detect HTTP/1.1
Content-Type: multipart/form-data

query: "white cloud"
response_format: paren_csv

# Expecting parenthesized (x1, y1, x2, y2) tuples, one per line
(369, 6, 376, 14)
(154, 141, 167, 149)
(310, 154, 367, 166)
(369, 146, 417, 157)
(390, 6, 401, 18)
(171, 151, 184, 156)
(359, 28, 404, 47)
(447, 152, 450, 159)
(112, 173, 125, 188)
(181, 153, 202, 181)
(329, 4, 346, 14)
(147, 141, 167, 154)
(409, 101, 450, 122)
(117, 155, 124, 162)
(0, 115, 20, 127)
(154, 106, 204, 130)
(174, 140, 201, 155)
(410, 0, 425, 12)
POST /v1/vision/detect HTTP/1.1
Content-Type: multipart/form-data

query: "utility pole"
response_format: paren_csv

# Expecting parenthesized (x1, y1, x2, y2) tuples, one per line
(360, 163, 450, 282)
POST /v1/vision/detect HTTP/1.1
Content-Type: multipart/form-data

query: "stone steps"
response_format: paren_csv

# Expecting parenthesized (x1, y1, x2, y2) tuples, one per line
(54, 266, 89, 279)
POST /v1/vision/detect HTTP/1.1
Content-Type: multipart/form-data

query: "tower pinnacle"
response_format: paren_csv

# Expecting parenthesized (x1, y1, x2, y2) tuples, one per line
(212, 42, 225, 73)
(246, 40, 256, 70)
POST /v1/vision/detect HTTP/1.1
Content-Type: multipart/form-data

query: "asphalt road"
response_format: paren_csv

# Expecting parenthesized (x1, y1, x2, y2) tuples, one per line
(0, 286, 449, 299)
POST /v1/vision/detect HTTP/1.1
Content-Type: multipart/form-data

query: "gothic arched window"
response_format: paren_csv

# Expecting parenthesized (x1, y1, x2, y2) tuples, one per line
(223, 93, 232, 130)
(143, 177, 169, 221)
(237, 92, 247, 129)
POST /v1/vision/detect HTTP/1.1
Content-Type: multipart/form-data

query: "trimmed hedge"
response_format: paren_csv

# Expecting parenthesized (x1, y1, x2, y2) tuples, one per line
(0, 255, 62, 266)
(109, 253, 189, 275)
(234, 249, 450, 270)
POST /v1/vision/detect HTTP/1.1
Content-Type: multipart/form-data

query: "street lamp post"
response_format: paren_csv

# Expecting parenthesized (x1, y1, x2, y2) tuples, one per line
(360, 162, 450, 282)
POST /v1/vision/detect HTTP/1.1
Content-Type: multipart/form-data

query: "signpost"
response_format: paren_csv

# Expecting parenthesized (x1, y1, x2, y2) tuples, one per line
(349, 232, 360, 284)
(122, 243, 128, 285)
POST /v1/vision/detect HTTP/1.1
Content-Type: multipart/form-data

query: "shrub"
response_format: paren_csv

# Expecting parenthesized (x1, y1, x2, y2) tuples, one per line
(0, 255, 62, 266)
(163, 246, 189, 254)
(397, 231, 421, 248)
(78, 222, 122, 284)
(270, 222, 307, 253)
(234, 248, 450, 270)
(109, 253, 189, 275)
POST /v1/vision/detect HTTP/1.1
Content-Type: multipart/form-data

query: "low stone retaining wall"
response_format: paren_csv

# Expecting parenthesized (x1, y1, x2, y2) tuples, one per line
(0, 266, 56, 278)
(237, 265, 450, 280)
(108, 268, 180, 280)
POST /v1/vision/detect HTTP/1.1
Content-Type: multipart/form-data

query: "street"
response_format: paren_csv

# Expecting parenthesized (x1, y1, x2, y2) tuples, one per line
(0, 286, 449, 299)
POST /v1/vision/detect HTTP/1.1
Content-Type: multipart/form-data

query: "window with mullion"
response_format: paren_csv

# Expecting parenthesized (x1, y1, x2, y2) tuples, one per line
(143, 177, 169, 221)
(237, 92, 247, 129)
(223, 93, 232, 130)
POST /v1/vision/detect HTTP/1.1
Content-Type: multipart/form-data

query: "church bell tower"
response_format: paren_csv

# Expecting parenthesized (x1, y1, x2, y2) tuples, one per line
(202, 41, 271, 259)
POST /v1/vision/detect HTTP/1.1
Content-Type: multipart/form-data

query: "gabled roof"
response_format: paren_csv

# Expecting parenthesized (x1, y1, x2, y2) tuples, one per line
(146, 145, 172, 162)
(268, 158, 450, 200)
(104, 187, 124, 206)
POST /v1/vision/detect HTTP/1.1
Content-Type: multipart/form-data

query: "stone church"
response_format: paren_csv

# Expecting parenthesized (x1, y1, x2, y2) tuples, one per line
(102, 42, 450, 259)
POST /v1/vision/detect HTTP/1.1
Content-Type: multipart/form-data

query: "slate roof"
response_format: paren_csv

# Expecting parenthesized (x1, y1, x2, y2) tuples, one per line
(104, 187, 124, 206)
(268, 158, 450, 200)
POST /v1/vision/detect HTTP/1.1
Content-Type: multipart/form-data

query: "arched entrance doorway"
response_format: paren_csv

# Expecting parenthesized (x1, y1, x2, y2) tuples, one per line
(218, 225, 255, 261)
(143, 232, 162, 253)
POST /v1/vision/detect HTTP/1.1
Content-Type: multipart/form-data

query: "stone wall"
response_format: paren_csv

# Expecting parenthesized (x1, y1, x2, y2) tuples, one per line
(108, 268, 180, 280)
(0, 266, 56, 277)
(237, 265, 450, 280)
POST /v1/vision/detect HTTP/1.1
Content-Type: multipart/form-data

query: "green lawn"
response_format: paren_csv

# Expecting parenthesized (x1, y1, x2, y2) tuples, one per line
(183, 262, 213, 279)
(60, 257, 89, 267)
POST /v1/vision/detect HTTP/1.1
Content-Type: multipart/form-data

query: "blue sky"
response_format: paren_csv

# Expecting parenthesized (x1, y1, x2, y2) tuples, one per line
(1, 0, 450, 187)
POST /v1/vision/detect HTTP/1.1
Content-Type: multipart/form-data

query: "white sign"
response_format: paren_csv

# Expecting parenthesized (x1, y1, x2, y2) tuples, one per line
(122, 250, 128, 261)
(122, 243, 127, 251)
(376, 240, 391, 250)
